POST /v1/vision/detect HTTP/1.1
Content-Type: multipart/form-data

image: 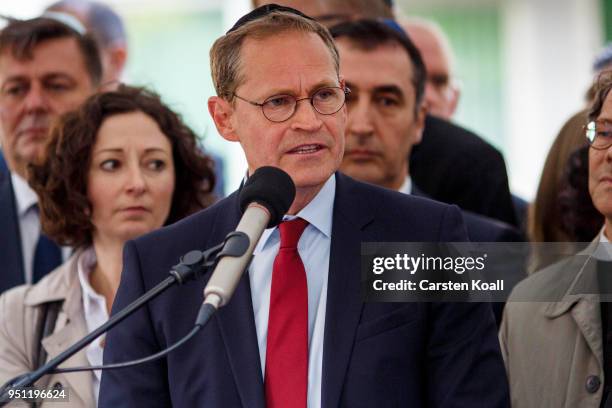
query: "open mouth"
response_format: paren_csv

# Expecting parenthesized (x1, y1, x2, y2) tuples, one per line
(288, 144, 324, 154)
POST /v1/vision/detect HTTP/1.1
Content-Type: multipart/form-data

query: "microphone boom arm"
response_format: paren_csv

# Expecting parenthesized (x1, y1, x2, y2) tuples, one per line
(0, 231, 251, 406)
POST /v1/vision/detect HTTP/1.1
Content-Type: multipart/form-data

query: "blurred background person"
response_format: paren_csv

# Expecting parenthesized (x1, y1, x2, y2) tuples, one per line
(332, 18, 522, 328)
(528, 44, 612, 272)
(528, 110, 591, 271)
(398, 15, 528, 231)
(43, 0, 228, 197)
(401, 17, 459, 121)
(557, 144, 604, 243)
(45, 0, 127, 90)
(500, 70, 612, 408)
(0, 85, 215, 407)
(332, 18, 522, 243)
(251, 0, 393, 24)
(0, 16, 102, 293)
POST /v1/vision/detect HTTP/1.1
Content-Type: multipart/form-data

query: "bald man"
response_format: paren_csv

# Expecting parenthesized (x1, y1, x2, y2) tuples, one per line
(46, 0, 127, 90)
(402, 18, 459, 120)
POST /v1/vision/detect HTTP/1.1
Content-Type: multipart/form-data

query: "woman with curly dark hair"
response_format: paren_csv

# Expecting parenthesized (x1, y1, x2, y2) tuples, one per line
(0, 85, 215, 406)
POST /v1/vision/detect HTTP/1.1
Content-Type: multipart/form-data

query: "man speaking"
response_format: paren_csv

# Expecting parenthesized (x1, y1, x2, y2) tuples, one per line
(99, 5, 508, 407)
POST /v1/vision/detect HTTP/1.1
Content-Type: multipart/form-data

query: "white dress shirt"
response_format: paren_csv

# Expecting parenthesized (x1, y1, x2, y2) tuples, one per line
(11, 173, 70, 284)
(597, 228, 612, 260)
(249, 174, 335, 408)
(11, 173, 40, 284)
(398, 176, 412, 195)
(76, 247, 108, 405)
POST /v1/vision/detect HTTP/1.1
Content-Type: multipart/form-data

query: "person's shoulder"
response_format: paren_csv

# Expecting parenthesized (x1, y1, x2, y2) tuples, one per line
(335, 174, 463, 241)
(2, 257, 75, 313)
(0, 284, 32, 315)
(423, 115, 503, 160)
(507, 256, 579, 304)
(338, 173, 454, 215)
(462, 210, 524, 242)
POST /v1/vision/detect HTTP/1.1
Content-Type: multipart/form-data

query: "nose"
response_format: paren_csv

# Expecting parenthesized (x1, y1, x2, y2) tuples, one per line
(290, 99, 323, 132)
(347, 98, 374, 141)
(126, 164, 147, 195)
(23, 83, 50, 113)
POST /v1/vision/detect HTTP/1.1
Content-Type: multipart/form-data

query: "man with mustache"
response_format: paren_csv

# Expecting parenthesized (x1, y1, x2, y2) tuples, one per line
(0, 16, 102, 292)
(332, 20, 522, 244)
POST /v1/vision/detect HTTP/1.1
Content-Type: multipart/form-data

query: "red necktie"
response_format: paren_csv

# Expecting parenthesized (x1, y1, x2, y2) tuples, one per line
(265, 218, 309, 408)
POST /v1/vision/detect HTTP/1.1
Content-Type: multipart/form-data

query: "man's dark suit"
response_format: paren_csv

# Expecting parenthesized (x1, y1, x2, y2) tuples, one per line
(411, 115, 518, 227)
(99, 173, 509, 407)
(411, 185, 523, 326)
(411, 185, 524, 243)
(0, 152, 26, 293)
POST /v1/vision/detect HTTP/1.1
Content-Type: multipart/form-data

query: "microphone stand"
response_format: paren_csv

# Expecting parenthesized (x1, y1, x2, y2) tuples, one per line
(0, 231, 250, 406)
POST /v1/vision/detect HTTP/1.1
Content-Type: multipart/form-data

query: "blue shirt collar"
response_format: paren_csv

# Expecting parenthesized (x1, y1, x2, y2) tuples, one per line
(255, 174, 335, 252)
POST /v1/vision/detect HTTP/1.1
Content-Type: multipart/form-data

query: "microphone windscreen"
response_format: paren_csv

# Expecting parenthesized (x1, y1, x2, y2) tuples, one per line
(239, 167, 296, 228)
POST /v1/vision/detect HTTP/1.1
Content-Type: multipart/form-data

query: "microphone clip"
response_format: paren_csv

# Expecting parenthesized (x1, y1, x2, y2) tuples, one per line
(169, 231, 251, 284)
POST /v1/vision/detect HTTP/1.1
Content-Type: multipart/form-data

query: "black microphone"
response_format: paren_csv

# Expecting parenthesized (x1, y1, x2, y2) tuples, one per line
(203, 166, 295, 309)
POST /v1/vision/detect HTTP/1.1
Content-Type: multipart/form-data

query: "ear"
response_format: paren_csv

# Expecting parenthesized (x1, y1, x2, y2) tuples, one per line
(413, 101, 427, 146)
(108, 46, 127, 78)
(448, 86, 460, 117)
(208, 96, 239, 142)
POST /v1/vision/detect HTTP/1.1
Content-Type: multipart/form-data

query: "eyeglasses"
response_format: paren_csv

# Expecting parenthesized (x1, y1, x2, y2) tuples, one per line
(233, 86, 350, 123)
(586, 120, 612, 150)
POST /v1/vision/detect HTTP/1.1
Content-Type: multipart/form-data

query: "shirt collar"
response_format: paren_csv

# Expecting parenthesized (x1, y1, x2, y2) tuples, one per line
(595, 227, 612, 260)
(11, 172, 38, 216)
(255, 174, 336, 252)
(76, 247, 106, 307)
(398, 176, 412, 195)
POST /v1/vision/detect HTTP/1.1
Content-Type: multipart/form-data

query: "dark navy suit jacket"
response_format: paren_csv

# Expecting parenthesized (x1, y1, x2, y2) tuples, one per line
(411, 115, 517, 227)
(99, 173, 509, 407)
(0, 152, 26, 293)
(412, 184, 524, 243)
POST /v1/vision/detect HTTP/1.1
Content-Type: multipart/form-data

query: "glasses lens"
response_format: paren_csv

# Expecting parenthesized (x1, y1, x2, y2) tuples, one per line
(586, 121, 597, 143)
(588, 120, 612, 149)
(262, 95, 296, 122)
(428, 74, 450, 89)
(313, 87, 345, 115)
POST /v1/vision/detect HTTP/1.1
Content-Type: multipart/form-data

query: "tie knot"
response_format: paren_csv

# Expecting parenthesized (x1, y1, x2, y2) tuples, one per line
(278, 218, 309, 249)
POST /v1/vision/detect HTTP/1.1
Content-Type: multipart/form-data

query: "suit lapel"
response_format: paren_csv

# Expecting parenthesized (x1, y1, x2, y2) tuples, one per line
(545, 244, 604, 369)
(568, 254, 604, 369)
(0, 167, 25, 292)
(210, 192, 265, 408)
(571, 295, 603, 368)
(322, 174, 374, 408)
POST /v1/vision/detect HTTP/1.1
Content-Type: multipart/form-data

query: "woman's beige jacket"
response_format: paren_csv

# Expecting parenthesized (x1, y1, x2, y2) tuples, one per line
(0, 250, 95, 407)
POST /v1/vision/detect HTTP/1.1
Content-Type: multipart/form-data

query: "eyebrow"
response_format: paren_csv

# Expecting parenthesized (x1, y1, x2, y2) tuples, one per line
(345, 82, 404, 98)
(3, 72, 76, 83)
(93, 147, 170, 155)
(42, 73, 77, 82)
(260, 80, 340, 99)
(372, 85, 404, 98)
